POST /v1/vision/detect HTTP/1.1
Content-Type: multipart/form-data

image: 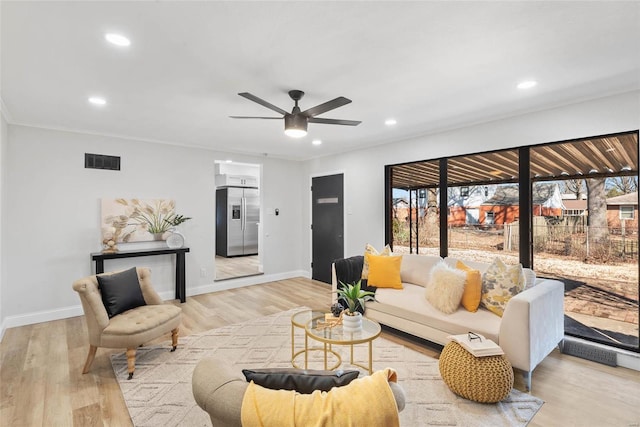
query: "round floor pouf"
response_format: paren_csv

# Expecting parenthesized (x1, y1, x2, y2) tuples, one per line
(439, 341, 514, 403)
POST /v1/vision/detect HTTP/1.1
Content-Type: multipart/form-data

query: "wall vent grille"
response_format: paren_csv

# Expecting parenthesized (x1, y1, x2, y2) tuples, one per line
(85, 153, 120, 171)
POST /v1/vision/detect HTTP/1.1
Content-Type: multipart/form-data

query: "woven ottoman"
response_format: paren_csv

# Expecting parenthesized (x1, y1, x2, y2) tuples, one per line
(439, 341, 514, 403)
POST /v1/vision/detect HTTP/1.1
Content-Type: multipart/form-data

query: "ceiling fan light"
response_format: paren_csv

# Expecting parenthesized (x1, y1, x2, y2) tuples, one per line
(284, 114, 308, 138)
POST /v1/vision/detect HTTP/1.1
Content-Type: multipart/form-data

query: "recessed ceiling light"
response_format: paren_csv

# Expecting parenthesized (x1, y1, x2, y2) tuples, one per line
(621, 166, 632, 171)
(385, 118, 397, 126)
(589, 168, 598, 174)
(88, 97, 106, 105)
(560, 171, 570, 176)
(225, 159, 233, 163)
(517, 80, 537, 90)
(105, 33, 131, 47)
(312, 139, 322, 146)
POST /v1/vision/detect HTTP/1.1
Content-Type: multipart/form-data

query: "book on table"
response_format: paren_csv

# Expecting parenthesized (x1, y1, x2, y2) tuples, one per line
(447, 333, 504, 357)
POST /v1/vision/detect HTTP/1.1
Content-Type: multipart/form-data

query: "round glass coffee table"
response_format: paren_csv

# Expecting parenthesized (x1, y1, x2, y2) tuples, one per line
(291, 309, 340, 369)
(305, 315, 381, 374)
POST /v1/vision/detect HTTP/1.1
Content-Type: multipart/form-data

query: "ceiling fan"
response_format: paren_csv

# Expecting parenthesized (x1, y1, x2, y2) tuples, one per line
(230, 90, 361, 138)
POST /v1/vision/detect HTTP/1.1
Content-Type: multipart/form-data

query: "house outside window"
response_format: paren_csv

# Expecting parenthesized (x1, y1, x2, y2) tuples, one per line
(620, 205, 635, 220)
(460, 186, 469, 198)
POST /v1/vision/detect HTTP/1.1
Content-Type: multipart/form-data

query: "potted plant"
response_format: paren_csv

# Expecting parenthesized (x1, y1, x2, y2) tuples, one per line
(336, 280, 376, 332)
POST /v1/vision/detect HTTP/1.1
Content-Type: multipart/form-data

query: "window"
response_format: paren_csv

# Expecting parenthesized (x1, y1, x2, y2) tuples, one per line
(564, 209, 585, 216)
(485, 211, 495, 224)
(620, 205, 635, 220)
(460, 187, 469, 197)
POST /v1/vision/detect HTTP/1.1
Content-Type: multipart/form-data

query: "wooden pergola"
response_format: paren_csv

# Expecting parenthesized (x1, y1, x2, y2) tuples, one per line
(391, 132, 639, 189)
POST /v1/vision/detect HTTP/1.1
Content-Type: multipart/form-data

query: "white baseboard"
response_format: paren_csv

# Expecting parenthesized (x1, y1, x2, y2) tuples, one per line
(0, 271, 311, 338)
(189, 270, 310, 296)
(2, 305, 84, 332)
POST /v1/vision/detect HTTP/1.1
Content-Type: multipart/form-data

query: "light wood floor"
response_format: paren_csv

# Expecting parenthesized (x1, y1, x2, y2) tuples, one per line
(215, 254, 261, 281)
(1, 277, 639, 426)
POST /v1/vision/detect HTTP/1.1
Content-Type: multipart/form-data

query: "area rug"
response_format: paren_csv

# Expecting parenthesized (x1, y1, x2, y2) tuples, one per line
(111, 307, 543, 426)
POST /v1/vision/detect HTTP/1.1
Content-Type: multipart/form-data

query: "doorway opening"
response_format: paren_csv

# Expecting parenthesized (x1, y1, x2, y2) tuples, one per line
(214, 161, 263, 281)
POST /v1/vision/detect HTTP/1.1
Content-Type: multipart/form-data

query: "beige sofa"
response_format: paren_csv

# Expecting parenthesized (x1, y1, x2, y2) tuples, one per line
(332, 254, 565, 390)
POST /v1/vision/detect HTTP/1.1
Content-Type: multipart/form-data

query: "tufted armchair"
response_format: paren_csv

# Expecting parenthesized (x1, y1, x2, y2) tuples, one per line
(72, 267, 182, 379)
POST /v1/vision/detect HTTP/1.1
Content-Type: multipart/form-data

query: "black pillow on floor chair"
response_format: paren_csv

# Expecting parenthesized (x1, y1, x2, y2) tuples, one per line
(242, 368, 360, 394)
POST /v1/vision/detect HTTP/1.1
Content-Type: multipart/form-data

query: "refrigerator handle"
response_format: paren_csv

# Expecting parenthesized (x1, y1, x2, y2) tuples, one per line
(241, 197, 246, 231)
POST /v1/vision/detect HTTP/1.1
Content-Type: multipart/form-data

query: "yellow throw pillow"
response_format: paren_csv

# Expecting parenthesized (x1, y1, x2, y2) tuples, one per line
(456, 261, 482, 313)
(366, 253, 403, 289)
(361, 244, 392, 280)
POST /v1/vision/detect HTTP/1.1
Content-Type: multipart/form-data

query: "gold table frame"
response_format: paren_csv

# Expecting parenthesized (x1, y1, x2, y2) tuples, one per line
(290, 310, 341, 369)
(304, 314, 381, 374)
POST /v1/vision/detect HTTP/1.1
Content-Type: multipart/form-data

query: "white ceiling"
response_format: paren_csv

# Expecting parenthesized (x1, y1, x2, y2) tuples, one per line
(2, 1, 639, 161)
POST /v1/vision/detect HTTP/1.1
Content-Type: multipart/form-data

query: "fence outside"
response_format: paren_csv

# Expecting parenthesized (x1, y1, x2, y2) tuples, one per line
(392, 217, 638, 262)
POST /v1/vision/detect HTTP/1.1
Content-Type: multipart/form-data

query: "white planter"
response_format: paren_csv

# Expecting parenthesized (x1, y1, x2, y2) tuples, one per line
(342, 312, 362, 333)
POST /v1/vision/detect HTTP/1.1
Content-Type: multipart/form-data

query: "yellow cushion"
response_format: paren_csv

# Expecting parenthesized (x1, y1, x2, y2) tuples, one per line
(366, 254, 403, 289)
(456, 261, 482, 312)
(362, 244, 391, 279)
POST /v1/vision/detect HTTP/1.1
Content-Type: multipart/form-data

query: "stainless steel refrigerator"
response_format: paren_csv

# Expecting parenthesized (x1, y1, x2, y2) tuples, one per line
(216, 187, 259, 257)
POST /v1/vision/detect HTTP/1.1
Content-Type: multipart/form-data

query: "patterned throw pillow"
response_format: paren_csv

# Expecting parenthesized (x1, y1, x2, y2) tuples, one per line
(481, 258, 525, 317)
(361, 243, 392, 280)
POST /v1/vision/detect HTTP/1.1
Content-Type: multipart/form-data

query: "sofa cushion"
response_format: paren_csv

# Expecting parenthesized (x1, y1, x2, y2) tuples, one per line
(481, 258, 525, 317)
(456, 261, 482, 312)
(97, 267, 147, 318)
(242, 368, 360, 394)
(425, 263, 467, 314)
(400, 254, 442, 288)
(362, 244, 392, 280)
(372, 284, 501, 343)
(366, 254, 403, 289)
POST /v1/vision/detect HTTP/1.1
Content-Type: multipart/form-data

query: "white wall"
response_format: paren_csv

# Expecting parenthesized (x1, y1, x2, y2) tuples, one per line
(301, 91, 640, 267)
(2, 125, 305, 328)
(0, 113, 7, 338)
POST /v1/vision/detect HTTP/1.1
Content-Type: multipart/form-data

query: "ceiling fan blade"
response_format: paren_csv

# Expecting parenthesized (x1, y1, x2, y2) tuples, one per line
(238, 92, 288, 115)
(229, 116, 282, 119)
(308, 117, 361, 126)
(302, 97, 352, 117)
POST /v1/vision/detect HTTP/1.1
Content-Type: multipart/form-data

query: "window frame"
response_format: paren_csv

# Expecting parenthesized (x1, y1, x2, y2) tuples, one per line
(619, 205, 635, 220)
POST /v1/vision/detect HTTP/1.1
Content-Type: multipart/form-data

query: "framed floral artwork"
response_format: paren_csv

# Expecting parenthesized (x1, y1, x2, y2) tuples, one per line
(101, 198, 176, 243)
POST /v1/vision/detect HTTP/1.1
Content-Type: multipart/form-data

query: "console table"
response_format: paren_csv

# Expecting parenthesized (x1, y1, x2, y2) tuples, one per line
(91, 247, 190, 303)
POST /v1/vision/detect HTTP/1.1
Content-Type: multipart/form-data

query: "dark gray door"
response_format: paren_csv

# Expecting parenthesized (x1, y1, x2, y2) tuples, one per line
(312, 174, 344, 283)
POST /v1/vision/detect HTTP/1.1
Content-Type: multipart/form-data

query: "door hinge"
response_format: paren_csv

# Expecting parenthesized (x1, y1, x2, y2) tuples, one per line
(311, 262, 313, 268)
(310, 224, 313, 230)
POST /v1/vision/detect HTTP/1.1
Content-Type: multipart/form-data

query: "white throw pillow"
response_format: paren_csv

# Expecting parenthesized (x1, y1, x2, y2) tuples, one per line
(425, 262, 466, 314)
